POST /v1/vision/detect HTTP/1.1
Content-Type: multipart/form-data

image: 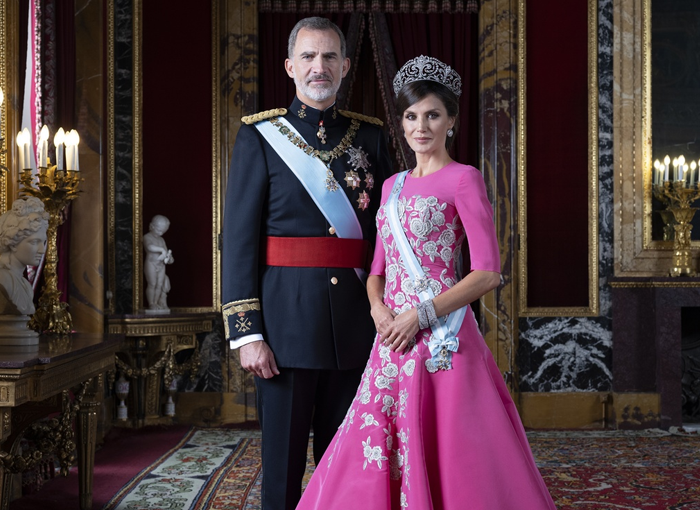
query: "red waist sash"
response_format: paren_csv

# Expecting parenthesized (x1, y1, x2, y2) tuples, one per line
(263, 236, 370, 269)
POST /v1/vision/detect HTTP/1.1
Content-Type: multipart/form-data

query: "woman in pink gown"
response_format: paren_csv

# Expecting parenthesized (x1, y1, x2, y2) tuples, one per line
(296, 56, 557, 510)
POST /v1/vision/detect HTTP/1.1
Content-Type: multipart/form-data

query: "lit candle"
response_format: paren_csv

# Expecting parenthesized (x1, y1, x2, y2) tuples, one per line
(16, 130, 25, 170)
(73, 130, 80, 171)
(65, 132, 74, 171)
(21, 127, 31, 170)
(38, 125, 49, 168)
(54, 128, 65, 170)
(673, 158, 679, 181)
(653, 160, 660, 185)
(664, 155, 670, 181)
(679, 155, 686, 182)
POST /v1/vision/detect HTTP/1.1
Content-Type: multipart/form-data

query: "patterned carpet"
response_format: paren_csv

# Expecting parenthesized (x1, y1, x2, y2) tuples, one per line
(103, 428, 700, 510)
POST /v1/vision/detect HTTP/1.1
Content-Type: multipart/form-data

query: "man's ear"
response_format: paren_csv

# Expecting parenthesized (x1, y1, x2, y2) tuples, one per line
(285, 59, 295, 79)
(341, 57, 350, 79)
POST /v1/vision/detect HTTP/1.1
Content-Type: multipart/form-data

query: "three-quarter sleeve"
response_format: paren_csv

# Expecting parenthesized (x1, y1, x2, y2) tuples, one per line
(369, 176, 395, 277)
(455, 167, 501, 273)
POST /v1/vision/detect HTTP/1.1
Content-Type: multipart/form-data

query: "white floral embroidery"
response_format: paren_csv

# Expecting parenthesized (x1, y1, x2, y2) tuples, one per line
(360, 412, 379, 429)
(439, 229, 455, 247)
(362, 436, 388, 469)
(432, 210, 445, 226)
(375, 375, 393, 390)
(423, 241, 438, 260)
(383, 363, 399, 378)
(381, 395, 395, 415)
(355, 190, 467, 499)
(402, 359, 416, 376)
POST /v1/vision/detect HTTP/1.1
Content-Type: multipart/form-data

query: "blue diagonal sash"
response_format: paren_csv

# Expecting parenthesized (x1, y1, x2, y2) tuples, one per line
(255, 117, 366, 282)
(385, 171, 467, 371)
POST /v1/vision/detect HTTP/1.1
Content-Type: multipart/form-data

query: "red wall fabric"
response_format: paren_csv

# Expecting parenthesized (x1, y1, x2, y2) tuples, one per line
(142, 1, 213, 309)
(526, 0, 590, 308)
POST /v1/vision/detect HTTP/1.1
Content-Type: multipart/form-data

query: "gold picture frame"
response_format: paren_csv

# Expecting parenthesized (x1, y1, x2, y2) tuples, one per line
(517, 0, 600, 316)
(126, 0, 222, 313)
(615, 0, 700, 276)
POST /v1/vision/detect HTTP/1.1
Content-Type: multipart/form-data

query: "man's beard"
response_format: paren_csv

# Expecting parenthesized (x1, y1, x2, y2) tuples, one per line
(294, 73, 341, 103)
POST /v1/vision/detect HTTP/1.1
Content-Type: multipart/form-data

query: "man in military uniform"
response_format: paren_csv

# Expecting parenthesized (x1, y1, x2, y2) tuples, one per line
(222, 17, 391, 510)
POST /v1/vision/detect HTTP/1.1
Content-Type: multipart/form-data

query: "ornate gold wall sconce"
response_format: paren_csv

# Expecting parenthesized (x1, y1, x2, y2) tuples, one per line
(652, 155, 700, 276)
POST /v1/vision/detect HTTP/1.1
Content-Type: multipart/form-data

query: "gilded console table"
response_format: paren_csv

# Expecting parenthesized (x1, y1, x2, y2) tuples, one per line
(107, 312, 216, 427)
(0, 334, 122, 510)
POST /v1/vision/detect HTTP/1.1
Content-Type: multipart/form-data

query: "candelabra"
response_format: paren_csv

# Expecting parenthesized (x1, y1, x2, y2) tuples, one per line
(20, 164, 81, 333)
(652, 180, 700, 277)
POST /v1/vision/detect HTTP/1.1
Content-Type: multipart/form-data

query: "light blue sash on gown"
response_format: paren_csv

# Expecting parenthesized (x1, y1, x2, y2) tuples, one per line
(255, 117, 366, 283)
(385, 170, 467, 372)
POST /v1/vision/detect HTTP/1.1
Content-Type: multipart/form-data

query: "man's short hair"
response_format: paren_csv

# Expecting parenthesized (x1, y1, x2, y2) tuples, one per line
(287, 17, 346, 60)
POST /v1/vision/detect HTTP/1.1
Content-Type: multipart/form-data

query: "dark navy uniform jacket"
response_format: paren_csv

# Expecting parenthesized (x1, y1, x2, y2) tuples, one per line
(222, 96, 392, 370)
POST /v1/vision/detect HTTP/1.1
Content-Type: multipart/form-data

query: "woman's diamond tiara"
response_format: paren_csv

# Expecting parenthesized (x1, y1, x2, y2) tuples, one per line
(392, 55, 462, 98)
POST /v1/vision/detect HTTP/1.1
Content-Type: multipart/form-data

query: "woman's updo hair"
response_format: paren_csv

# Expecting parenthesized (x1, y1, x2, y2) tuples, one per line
(396, 80, 460, 151)
(0, 197, 49, 253)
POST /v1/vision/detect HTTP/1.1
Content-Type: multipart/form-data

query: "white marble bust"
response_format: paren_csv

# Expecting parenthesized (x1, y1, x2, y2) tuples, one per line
(0, 197, 49, 342)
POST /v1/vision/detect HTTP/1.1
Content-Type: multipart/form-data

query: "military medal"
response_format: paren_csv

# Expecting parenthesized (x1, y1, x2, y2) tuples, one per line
(364, 172, 375, 190)
(345, 170, 361, 189)
(317, 121, 327, 144)
(357, 191, 370, 210)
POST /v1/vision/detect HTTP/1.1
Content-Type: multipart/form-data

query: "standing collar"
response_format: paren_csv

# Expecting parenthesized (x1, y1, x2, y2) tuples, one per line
(289, 96, 341, 127)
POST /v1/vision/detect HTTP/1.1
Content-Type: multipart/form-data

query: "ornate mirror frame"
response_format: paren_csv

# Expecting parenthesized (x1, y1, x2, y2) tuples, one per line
(517, 0, 600, 316)
(113, 0, 222, 313)
(615, 0, 699, 275)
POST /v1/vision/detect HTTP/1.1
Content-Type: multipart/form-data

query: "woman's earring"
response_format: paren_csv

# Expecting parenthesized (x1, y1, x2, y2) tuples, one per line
(447, 129, 454, 137)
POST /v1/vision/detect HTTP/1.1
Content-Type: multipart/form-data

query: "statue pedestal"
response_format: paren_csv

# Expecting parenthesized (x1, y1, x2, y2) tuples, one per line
(0, 315, 39, 345)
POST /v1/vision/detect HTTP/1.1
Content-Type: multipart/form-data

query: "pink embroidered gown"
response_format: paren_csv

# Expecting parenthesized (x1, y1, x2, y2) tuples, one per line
(296, 162, 557, 510)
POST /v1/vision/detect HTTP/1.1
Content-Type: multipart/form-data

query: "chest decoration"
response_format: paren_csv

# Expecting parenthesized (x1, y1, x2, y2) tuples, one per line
(317, 121, 327, 144)
(346, 146, 375, 210)
(269, 117, 360, 192)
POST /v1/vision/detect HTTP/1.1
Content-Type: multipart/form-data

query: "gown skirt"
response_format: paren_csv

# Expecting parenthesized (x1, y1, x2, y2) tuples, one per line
(296, 163, 557, 510)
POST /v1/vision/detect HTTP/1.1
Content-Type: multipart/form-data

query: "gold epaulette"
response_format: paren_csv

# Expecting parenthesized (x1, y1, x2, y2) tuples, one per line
(241, 108, 288, 125)
(338, 110, 384, 127)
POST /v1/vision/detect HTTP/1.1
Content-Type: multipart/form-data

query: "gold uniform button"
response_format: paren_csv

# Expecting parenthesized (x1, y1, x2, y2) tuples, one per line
(329, 227, 336, 235)
(331, 277, 338, 285)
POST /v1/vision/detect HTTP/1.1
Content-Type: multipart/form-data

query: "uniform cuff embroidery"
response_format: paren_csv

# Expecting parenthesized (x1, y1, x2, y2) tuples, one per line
(222, 299, 261, 339)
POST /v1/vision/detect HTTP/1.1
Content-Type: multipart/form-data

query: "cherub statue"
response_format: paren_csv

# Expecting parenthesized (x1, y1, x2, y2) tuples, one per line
(0, 197, 49, 340)
(143, 215, 174, 313)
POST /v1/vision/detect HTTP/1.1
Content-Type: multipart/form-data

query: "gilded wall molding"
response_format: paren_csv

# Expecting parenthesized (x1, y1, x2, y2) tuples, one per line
(517, 0, 600, 316)
(107, 3, 116, 315)
(211, 0, 222, 311)
(0, 0, 20, 213)
(0, 0, 7, 214)
(133, 0, 143, 310)
(613, 0, 698, 275)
